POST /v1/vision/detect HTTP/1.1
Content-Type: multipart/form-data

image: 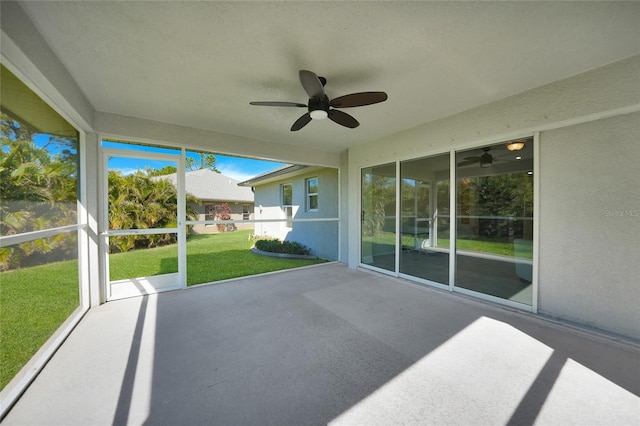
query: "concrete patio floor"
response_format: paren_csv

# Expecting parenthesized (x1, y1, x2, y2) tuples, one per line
(4, 263, 639, 425)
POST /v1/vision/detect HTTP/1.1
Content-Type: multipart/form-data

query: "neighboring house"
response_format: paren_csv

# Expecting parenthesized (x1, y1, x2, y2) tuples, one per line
(158, 169, 254, 234)
(239, 165, 339, 261)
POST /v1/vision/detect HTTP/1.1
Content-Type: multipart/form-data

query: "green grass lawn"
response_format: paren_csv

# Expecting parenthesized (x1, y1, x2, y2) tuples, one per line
(1, 229, 325, 390)
(184, 231, 325, 285)
(108, 229, 326, 284)
(0, 260, 80, 389)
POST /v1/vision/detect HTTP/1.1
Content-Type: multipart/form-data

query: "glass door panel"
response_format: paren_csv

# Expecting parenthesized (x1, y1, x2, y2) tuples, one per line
(104, 150, 182, 300)
(455, 138, 534, 305)
(361, 163, 396, 272)
(399, 154, 450, 284)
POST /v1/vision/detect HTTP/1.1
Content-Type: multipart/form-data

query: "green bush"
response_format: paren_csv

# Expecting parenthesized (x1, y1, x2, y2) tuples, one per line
(254, 239, 310, 255)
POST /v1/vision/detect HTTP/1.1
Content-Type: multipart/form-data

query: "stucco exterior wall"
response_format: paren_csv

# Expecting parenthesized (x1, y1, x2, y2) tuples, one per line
(347, 55, 640, 340)
(253, 168, 339, 261)
(538, 113, 640, 339)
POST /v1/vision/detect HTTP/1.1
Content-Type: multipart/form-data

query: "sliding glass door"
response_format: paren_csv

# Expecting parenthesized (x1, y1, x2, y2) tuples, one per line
(455, 140, 534, 305)
(399, 154, 450, 285)
(361, 163, 396, 272)
(360, 137, 535, 309)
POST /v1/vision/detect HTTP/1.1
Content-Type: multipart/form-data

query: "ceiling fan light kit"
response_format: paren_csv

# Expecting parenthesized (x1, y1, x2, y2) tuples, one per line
(309, 109, 328, 120)
(250, 70, 388, 131)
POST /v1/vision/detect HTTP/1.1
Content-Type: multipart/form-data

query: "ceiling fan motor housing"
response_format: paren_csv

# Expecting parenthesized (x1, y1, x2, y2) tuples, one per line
(480, 152, 493, 167)
(308, 95, 330, 119)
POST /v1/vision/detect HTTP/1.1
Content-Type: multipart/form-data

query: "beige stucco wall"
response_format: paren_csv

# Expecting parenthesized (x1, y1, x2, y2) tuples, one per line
(347, 55, 640, 340)
(538, 113, 640, 339)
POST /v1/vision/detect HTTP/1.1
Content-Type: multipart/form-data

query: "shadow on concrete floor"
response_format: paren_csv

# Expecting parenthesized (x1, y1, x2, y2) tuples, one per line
(4, 263, 639, 425)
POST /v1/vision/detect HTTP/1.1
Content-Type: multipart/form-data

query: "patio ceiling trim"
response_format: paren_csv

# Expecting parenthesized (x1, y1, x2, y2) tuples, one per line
(94, 112, 342, 169)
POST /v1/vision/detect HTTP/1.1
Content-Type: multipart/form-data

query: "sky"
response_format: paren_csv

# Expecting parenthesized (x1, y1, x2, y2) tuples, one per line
(102, 140, 285, 182)
(20, 135, 285, 182)
(4, 117, 287, 182)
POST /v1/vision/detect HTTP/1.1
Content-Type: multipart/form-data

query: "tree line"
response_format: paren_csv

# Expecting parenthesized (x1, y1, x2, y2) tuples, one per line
(1, 114, 79, 270)
(362, 169, 533, 242)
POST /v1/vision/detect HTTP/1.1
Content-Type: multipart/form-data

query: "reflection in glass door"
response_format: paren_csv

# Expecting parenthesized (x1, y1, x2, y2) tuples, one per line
(399, 154, 450, 285)
(360, 137, 535, 310)
(361, 163, 396, 272)
(455, 138, 534, 305)
(103, 147, 184, 300)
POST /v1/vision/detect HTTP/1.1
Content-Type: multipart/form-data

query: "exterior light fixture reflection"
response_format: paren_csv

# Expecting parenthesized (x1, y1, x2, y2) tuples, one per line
(507, 140, 526, 151)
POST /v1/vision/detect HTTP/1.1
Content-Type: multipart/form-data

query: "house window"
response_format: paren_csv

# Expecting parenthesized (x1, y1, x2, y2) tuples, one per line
(281, 183, 293, 228)
(306, 178, 319, 212)
(205, 203, 216, 221)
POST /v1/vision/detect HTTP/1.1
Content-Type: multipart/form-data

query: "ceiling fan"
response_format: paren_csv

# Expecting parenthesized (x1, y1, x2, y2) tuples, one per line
(250, 70, 388, 131)
(457, 147, 496, 168)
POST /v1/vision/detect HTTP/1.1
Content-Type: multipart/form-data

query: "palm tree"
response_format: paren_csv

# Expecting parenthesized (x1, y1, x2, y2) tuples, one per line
(0, 114, 79, 270)
(107, 170, 198, 253)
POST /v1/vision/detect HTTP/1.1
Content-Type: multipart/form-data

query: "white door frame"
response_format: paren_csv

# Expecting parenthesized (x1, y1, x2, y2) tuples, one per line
(100, 146, 186, 301)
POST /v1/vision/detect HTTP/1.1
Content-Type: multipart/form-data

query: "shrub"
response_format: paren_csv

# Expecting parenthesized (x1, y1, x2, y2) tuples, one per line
(254, 239, 311, 255)
(215, 203, 236, 232)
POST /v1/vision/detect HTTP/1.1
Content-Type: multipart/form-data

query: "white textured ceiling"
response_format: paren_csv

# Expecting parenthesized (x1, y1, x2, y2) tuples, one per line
(18, 1, 640, 153)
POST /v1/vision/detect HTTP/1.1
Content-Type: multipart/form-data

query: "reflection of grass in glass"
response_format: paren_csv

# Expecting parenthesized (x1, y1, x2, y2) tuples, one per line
(364, 232, 532, 259)
(362, 231, 396, 246)
(1, 261, 79, 390)
(438, 239, 532, 259)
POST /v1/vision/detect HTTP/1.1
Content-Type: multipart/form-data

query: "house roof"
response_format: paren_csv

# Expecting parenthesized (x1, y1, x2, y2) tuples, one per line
(157, 169, 254, 203)
(238, 164, 309, 187)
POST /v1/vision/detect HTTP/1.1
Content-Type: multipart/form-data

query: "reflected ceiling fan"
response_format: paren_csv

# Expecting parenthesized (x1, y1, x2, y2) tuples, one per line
(457, 147, 496, 168)
(250, 70, 388, 131)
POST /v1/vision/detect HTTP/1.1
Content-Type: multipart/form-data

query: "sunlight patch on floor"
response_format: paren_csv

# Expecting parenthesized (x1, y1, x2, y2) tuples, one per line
(331, 316, 553, 425)
(109, 274, 180, 301)
(535, 357, 640, 424)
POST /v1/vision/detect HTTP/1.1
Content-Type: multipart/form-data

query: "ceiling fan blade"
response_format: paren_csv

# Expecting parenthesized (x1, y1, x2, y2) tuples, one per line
(250, 101, 307, 107)
(330, 91, 388, 108)
(299, 70, 325, 99)
(328, 110, 359, 128)
(457, 159, 478, 167)
(291, 113, 312, 131)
